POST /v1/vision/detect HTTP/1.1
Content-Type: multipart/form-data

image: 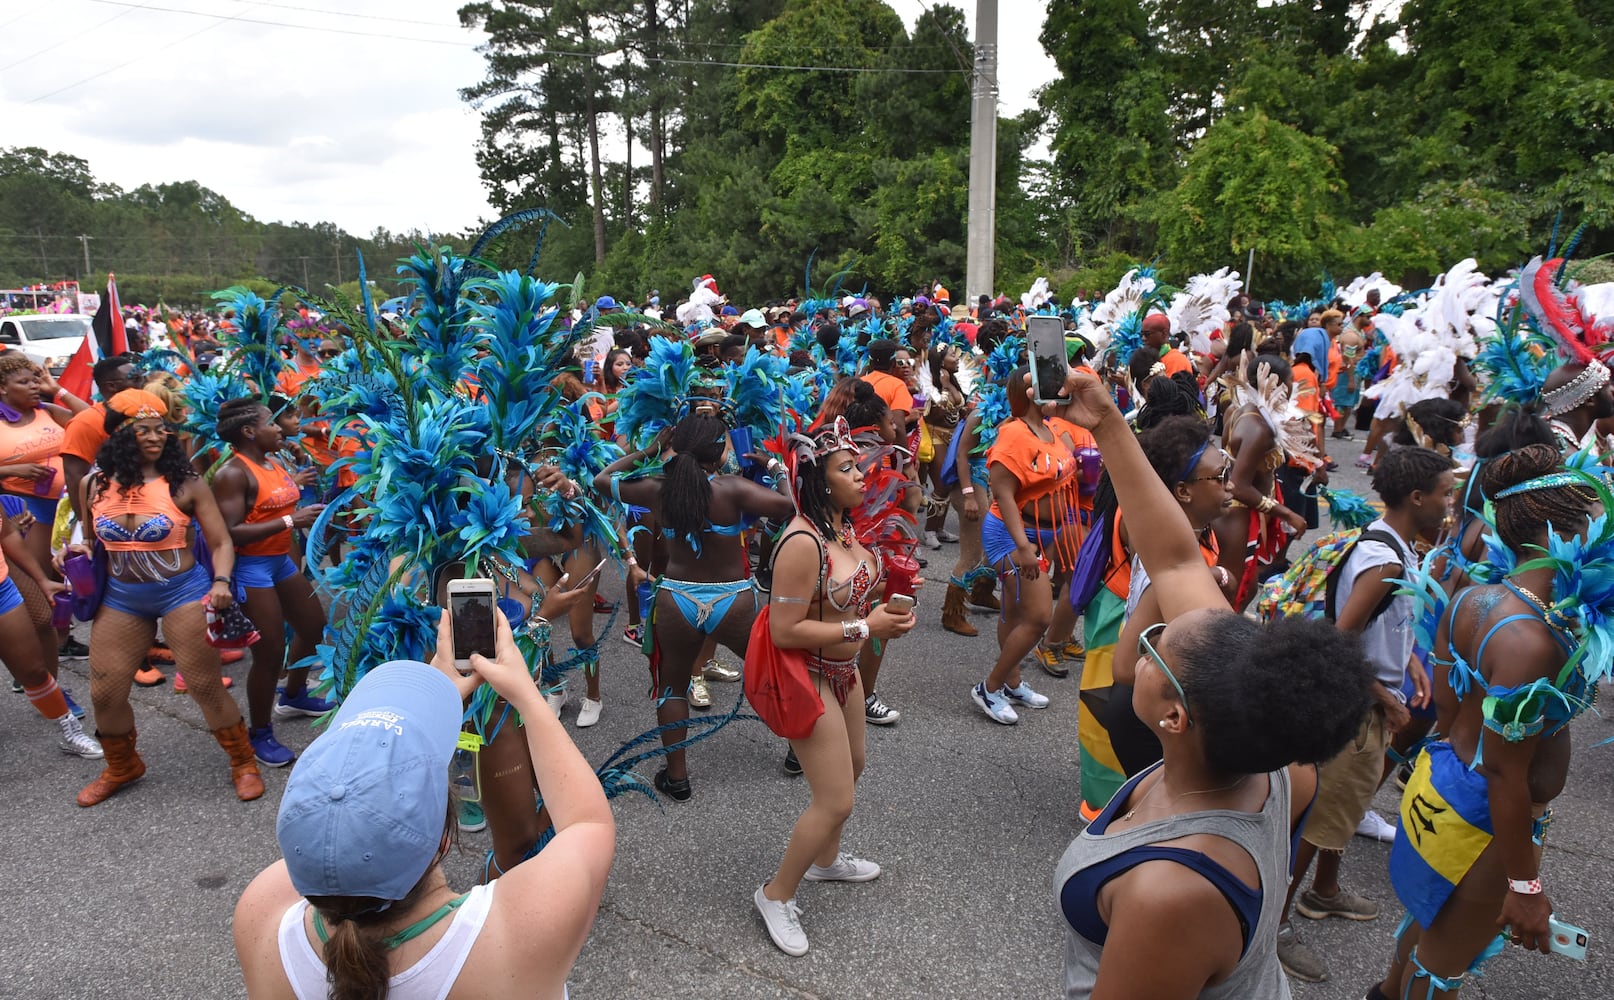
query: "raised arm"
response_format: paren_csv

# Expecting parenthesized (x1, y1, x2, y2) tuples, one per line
(1058, 371, 1225, 619)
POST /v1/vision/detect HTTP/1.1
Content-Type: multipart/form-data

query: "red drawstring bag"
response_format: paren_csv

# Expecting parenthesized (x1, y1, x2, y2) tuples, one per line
(743, 604, 824, 740)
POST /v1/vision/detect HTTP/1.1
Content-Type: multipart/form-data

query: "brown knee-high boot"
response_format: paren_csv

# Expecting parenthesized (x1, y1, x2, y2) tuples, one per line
(968, 573, 1001, 611)
(212, 720, 265, 801)
(941, 583, 978, 637)
(77, 730, 147, 807)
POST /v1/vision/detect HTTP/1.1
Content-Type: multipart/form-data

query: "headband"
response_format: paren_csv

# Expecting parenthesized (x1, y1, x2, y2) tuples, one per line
(1177, 438, 1214, 485)
(1540, 361, 1610, 418)
(1495, 471, 1589, 499)
(106, 389, 169, 421)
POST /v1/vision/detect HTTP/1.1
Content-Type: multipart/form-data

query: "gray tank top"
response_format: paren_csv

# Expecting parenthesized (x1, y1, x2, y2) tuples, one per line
(1053, 766, 1293, 1000)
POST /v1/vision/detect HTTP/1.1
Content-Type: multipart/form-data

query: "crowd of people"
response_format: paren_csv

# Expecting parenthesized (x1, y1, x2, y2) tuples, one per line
(4, 241, 1613, 999)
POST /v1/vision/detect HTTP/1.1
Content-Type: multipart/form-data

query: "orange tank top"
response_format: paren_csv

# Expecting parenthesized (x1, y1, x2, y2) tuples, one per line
(92, 479, 192, 552)
(236, 455, 300, 556)
(0, 410, 65, 497)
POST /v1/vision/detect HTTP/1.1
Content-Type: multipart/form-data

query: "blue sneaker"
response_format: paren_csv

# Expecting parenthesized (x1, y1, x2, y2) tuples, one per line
(63, 687, 86, 720)
(274, 688, 336, 719)
(249, 726, 296, 767)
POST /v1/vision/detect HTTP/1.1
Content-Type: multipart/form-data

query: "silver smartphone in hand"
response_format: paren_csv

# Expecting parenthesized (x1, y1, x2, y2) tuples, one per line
(447, 578, 498, 674)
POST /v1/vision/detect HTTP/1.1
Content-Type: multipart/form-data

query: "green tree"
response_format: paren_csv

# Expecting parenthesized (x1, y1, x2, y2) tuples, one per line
(1152, 111, 1346, 295)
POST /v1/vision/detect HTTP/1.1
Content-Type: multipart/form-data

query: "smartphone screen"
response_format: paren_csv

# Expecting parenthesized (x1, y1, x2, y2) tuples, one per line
(450, 590, 497, 662)
(1026, 315, 1070, 403)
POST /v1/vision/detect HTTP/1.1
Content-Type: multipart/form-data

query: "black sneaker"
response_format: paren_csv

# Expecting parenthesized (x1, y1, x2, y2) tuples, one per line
(10, 679, 21, 694)
(783, 749, 802, 776)
(58, 638, 89, 660)
(654, 766, 692, 801)
(864, 692, 901, 725)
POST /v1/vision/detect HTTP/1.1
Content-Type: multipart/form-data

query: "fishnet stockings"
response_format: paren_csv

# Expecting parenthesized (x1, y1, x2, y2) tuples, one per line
(11, 572, 62, 678)
(90, 602, 240, 735)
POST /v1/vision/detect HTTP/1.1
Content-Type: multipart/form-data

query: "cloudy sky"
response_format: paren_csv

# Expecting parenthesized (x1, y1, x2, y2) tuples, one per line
(1, 0, 1056, 236)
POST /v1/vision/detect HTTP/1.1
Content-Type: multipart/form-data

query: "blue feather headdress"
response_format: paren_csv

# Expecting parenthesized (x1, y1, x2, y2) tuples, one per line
(613, 336, 699, 449)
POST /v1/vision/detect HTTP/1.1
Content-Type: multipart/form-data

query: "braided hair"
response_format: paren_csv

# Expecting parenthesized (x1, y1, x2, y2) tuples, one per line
(658, 413, 729, 540)
(1484, 444, 1595, 553)
(217, 397, 266, 446)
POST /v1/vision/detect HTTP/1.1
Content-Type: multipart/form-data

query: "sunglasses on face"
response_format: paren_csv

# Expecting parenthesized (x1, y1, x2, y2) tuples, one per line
(1138, 622, 1192, 725)
(1187, 460, 1233, 485)
(895, 359, 916, 369)
(317, 349, 342, 359)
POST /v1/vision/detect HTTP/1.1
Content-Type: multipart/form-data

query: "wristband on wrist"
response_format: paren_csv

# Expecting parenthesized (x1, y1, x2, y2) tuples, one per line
(841, 618, 870, 642)
(1257, 496, 1278, 514)
(282, 514, 295, 530)
(960, 486, 975, 495)
(213, 576, 230, 584)
(1507, 877, 1543, 895)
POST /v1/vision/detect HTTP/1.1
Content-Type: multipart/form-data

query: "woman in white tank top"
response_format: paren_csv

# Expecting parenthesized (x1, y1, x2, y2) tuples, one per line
(233, 606, 614, 999)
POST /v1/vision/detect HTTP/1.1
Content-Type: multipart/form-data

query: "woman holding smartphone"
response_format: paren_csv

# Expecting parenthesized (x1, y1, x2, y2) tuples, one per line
(233, 607, 613, 1000)
(755, 417, 916, 956)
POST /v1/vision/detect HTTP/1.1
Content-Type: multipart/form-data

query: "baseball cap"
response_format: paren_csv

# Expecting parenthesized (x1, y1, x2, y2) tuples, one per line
(276, 661, 462, 902)
(737, 308, 768, 329)
(847, 300, 869, 318)
(720, 305, 739, 317)
(595, 295, 618, 311)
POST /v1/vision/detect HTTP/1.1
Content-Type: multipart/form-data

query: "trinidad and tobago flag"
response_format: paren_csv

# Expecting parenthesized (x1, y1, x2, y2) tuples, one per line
(59, 274, 129, 399)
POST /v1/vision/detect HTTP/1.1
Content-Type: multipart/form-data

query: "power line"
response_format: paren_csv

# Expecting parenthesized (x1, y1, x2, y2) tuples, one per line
(26, 1, 270, 104)
(73, 0, 966, 73)
(0, 0, 150, 73)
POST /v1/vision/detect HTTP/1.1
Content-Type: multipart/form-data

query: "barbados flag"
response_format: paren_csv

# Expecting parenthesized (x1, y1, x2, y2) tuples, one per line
(1390, 742, 1495, 929)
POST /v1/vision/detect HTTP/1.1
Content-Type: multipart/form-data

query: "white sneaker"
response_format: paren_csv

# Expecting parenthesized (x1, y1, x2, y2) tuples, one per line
(937, 528, 960, 543)
(804, 853, 881, 883)
(922, 530, 942, 550)
(1001, 681, 1050, 709)
(57, 714, 103, 759)
(576, 697, 603, 728)
(544, 686, 567, 718)
(754, 884, 808, 956)
(1355, 809, 1397, 842)
(971, 683, 1019, 725)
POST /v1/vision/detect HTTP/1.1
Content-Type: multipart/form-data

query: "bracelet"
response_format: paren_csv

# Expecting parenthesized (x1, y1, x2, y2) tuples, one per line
(625, 555, 638, 568)
(282, 514, 295, 530)
(841, 618, 870, 642)
(212, 576, 230, 584)
(1257, 496, 1277, 514)
(960, 486, 975, 495)
(1507, 877, 1543, 895)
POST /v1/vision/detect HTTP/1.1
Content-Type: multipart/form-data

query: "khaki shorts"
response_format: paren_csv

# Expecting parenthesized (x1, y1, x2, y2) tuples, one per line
(1302, 707, 1390, 852)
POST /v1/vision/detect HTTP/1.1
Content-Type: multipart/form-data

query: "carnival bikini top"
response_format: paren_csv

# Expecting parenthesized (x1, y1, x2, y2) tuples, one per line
(92, 480, 191, 552)
(1435, 582, 1586, 766)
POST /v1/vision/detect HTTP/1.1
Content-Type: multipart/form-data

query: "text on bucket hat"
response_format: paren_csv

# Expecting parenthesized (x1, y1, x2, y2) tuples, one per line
(275, 661, 462, 903)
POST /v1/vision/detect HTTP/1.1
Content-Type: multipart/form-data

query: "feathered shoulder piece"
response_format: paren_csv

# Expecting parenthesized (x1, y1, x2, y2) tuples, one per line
(1167, 267, 1242, 355)
(614, 336, 698, 449)
(1021, 277, 1052, 312)
(1227, 351, 1320, 470)
(1521, 256, 1611, 364)
(1318, 487, 1377, 530)
(1082, 265, 1163, 363)
(1472, 295, 1555, 408)
(983, 336, 1023, 386)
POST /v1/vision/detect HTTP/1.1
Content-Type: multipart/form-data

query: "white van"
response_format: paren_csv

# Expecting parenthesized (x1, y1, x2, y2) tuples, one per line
(0, 314, 91, 374)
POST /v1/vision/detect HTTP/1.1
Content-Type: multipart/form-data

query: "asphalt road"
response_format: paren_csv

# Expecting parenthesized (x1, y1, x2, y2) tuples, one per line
(3, 434, 1611, 999)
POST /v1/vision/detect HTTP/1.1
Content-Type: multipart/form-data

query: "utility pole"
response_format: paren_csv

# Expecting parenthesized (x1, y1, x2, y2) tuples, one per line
(78, 235, 92, 277)
(964, 0, 998, 307)
(299, 255, 310, 289)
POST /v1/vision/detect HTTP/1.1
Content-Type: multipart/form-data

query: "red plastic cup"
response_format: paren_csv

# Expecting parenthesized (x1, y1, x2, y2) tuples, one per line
(883, 552, 919, 601)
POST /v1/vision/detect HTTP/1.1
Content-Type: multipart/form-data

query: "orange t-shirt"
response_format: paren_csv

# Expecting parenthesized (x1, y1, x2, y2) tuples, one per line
(1325, 343, 1344, 391)
(986, 416, 1096, 517)
(275, 358, 323, 398)
(861, 370, 914, 415)
(60, 403, 109, 464)
(0, 411, 65, 496)
(1293, 362, 1322, 414)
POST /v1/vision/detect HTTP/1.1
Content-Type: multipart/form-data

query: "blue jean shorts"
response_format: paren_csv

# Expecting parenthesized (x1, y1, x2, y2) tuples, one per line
(234, 554, 299, 590)
(102, 564, 211, 619)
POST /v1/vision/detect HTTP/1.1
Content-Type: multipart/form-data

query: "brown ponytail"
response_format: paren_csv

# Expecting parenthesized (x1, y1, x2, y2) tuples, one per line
(306, 800, 459, 1000)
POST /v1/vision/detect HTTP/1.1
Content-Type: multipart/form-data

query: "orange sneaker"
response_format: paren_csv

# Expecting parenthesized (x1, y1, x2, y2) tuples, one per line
(220, 648, 246, 664)
(173, 673, 234, 694)
(134, 666, 166, 687)
(147, 644, 175, 665)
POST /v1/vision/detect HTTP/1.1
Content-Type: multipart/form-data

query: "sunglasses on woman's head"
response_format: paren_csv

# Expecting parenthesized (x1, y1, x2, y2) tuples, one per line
(1138, 622, 1192, 725)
